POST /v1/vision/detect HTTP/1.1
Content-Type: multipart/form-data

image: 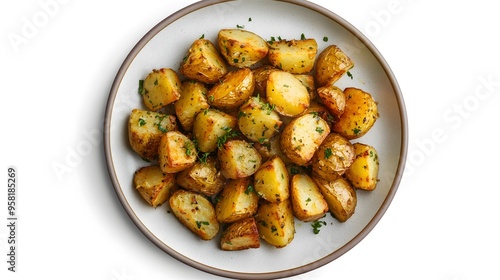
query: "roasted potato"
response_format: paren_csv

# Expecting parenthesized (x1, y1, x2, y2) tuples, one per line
(174, 80, 210, 131)
(215, 177, 259, 223)
(254, 156, 289, 203)
(266, 70, 310, 117)
(192, 109, 237, 153)
(169, 189, 219, 240)
(218, 28, 269, 68)
(207, 67, 255, 111)
(217, 140, 262, 179)
(344, 143, 379, 191)
(158, 131, 197, 173)
(312, 133, 355, 181)
(255, 199, 295, 248)
(332, 87, 379, 139)
(134, 165, 177, 207)
(317, 84, 346, 118)
(313, 177, 357, 222)
(314, 44, 354, 87)
(176, 157, 226, 196)
(128, 109, 178, 161)
(253, 65, 279, 95)
(253, 136, 292, 166)
(290, 173, 329, 222)
(280, 113, 330, 166)
(179, 38, 227, 84)
(268, 38, 318, 74)
(294, 74, 317, 100)
(237, 96, 282, 143)
(141, 68, 182, 111)
(220, 217, 260, 251)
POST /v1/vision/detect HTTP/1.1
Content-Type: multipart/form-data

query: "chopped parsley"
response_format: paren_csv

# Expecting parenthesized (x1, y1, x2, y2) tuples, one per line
(311, 220, 327, 234)
(196, 220, 210, 229)
(347, 71, 353, 79)
(324, 148, 333, 159)
(244, 184, 255, 195)
(216, 126, 240, 148)
(138, 80, 144, 95)
(138, 118, 146, 127)
(301, 33, 306, 40)
(236, 24, 245, 29)
(352, 127, 361, 135)
(323, 36, 329, 42)
(154, 115, 169, 133)
(315, 127, 324, 134)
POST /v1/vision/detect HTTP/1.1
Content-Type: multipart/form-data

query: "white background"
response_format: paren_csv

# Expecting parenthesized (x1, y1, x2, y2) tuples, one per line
(1, 0, 499, 279)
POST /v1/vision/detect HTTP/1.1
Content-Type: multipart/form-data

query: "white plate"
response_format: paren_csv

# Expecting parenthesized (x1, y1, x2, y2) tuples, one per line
(104, 0, 408, 278)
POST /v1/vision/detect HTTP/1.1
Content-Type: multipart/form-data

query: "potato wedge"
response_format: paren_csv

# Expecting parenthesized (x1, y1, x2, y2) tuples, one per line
(192, 109, 237, 153)
(317, 84, 346, 118)
(290, 173, 329, 222)
(218, 28, 269, 68)
(332, 87, 379, 139)
(134, 165, 177, 208)
(237, 96, 282, 143)
(176, 156, 226, 196)
(141, 68, 182, 111)
(280, 113, 330, 166)
(312, 133, 355, 181)
(254, 156, 289, 203)
(255, 199, 295, 248)
(344, 143, 379, 191)
(179, 39, 227, 84)
(268, 38, 318, 74)
(218, 140, 262, 179)
(215, 177, 259, 223)
(128, 109, 178, 161)
(314, 44, 354, 87)
(266, 70, 310, 117)
(174, 80, 210, 131)
(207, 67, 255, 111)
(158, 131, 197, 173)
(169, 189, 219, 240)
(220, 217, 260, 251)
(313, 177, 357, 222)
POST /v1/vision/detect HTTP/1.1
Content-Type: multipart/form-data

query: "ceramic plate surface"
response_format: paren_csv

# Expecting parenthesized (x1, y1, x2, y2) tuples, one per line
(104, 0, 407, 278)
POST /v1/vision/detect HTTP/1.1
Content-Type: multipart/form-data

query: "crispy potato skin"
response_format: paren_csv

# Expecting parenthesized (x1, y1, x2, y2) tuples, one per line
(169, 189, 220, 240)
(215, 177, 259, 223)
(253, 65, 279, 96)
(207, 67, 255, 111)
(332, 87, 379, 139)
(141, 68, 182, 111)
(314, 45, 354, 87)
(128, 109, 177, 161)
(174, 80, 210, 131)
(237, 96, 282, 143)
(313, 177, 357, 222)
(344, 143, 379, 191)
(179, 39, 227, 84)
(218, 140, 262, 179)
(158, 131, 197, 173)
(290, 174, 329, 222)
(218, 29, 269, 68)
(255, 199, 295, 248)
(266, 70, 310, 117)
(312, 133, 355, 181)
(254, 156, 289, 203)
(192, 109, 237, 153)
(220, 217, 260, 251)
(134, 165, 177, 207)
(268, 39, 318, 74)
(176, 157, 226, 196)
(317, 84, 346, 118)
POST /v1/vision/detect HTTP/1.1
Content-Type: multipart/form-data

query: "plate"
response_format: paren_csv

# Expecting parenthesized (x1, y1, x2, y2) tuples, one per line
(104, 0, 408, 278)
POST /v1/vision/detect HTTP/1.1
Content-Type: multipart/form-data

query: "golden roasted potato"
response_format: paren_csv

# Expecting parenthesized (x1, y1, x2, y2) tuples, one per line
(217, 140, 262, 179)
(218, 28, 269, 68)
(255, 199, 295, 248)
(192, 109, 237, 153)
(344, 143, 379, 191)
(215, 177, 259, 223)
(175, 157, 226, 196)
(280, 113, 330, 166)
(220, 217, 260, 251)
(313, 177, 357, 222)
(252, 65, 279, 95)
(128, 109, 178, 161)
(317, 84, 346, 118)
(207, 67, 255, 111)
(237, 96, 282, 143)
(312, 133, 355, 181)
(158, 131, 197, 173)
(179, 38, 227, 84)
(290, 173, 329, 222)
(294, 74, 317, 100)
(169, 189, 219, 240)
(332, 87, 379, 139)
(174, 80, 210, 131)
(314, 45, 354, 87)
(253, 136, 292, 166)
(266, 70, 310, 117)
(254, 156, 289, 203)
(268, 38, 318, 74)
(141, 68, 182, 111)
(134, 165, 177, 208)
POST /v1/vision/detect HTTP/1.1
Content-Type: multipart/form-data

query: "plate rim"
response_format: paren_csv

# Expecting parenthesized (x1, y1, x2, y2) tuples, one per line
(103, 0, 408, 279)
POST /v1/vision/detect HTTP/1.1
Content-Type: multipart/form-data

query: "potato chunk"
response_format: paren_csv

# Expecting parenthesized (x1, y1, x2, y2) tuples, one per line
(128, 109, 177, 161)
(314, 45, 354, 87)
(254, 156, 289, 203)
(179, 39, 227, 84)
(344, 143, 379, 191)
(207, 67, 255, 111)
(134, 165, 177, 208)
(141, 68, 182, 111)
(312, 133, 355, 181)
(169, 189, 219, 240)
(215, 177, 259, 223)
(192, 109, 237, 153)
(290, 174, 329, 222)
(237, 96, 282, 143)
(313, 177, 357, 222)
(218, 28, 269, 68)
(217, 140, 262, 179)
(317, 84, 346, 119)
(255, 199, 295, 248)
(158, 131, 197, 173)
(268, 38, 318, 74)
(220, 217, 260, 251)
(266, 70, 310, 117)
(176, 157, 226, 196)
(174, 80, 210, 131)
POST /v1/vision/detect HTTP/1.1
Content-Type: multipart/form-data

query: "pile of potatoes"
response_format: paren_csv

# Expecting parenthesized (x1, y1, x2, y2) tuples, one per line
(129, 28, 379, 250)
